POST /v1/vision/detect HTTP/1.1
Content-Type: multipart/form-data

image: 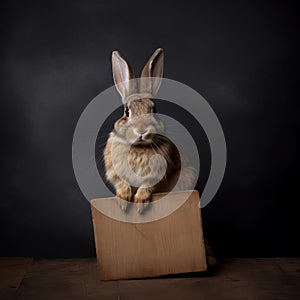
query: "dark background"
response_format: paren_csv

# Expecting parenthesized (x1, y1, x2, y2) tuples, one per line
(0, 0, 298, 258)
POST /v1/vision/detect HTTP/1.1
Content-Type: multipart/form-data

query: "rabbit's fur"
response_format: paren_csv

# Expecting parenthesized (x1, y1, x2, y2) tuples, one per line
(104, 48, 196, 213)
(103, 48, 217, 267)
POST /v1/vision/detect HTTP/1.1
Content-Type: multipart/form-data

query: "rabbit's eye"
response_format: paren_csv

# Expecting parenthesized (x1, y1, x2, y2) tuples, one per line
(124, 107, 130, 117)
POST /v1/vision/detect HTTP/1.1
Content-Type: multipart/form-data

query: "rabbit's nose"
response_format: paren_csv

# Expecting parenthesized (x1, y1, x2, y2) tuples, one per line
(134, 129, 149, 137)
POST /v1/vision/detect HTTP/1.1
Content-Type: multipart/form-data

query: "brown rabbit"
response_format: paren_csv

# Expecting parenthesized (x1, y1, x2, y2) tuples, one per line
(103, 48, 217, 267)
(104, 48, 196, 213)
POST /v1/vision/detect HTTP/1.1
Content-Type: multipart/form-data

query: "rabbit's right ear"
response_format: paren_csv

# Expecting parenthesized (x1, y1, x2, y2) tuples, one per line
(112, 51, 138, 103)
(140, 48, 164, 96)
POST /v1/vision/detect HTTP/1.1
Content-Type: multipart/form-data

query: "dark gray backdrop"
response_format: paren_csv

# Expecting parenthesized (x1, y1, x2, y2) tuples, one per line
(0, 0, 298, 258)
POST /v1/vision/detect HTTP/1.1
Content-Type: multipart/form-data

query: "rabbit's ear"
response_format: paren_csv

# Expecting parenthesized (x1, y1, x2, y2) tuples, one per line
(140, 48, 164, 96)
(112, 51, 138, 102)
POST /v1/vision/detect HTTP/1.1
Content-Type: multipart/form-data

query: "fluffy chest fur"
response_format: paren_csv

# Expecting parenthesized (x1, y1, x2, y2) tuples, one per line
(104, 134, 180, 189)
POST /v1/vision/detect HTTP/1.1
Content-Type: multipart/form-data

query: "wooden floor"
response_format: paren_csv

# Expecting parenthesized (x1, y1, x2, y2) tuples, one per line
(0, 258, 299, 300)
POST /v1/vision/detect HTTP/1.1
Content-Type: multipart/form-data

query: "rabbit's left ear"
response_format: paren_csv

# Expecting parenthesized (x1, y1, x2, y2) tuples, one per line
(140, 48, 164, 96)
(112, 51, 138, 103)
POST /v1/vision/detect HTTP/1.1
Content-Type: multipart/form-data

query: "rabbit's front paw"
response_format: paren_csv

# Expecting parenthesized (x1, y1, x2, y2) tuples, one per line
(116, 197, 128, 211)
(116, 184, 132, 211)
(134, 188, 151, 213)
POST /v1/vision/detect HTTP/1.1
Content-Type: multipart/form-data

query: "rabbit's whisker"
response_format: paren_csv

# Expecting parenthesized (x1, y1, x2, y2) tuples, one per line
(151, 140, 175, 170)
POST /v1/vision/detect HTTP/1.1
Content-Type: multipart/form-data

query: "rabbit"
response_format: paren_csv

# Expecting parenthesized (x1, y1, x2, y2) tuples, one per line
(103, 48, 197, 213)
(103, 48, 217, 268)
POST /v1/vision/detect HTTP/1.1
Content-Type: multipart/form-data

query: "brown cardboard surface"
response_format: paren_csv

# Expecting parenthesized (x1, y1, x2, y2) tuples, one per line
(91, 190, 207, 280)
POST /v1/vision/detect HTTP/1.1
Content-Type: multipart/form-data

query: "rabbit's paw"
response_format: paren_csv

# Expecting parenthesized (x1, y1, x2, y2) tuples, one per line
(116, 197, 128, 211)
(134, 188, 151, 214)
(116, 185, 132, 211)
(136, 202, 150, 214)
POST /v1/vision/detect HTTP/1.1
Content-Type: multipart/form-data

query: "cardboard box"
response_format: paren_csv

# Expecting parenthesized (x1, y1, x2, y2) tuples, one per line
(91, 190, 207, 280)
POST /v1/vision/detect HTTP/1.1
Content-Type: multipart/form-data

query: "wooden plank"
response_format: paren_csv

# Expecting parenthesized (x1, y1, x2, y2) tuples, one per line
(14, 258, 117, 300)
(0, 257, 33, 300)
(91, 190, 207, 280)
(116, 258, 300, 300)
(273, 257, 300, 288)
(2, 258, 298, 300)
